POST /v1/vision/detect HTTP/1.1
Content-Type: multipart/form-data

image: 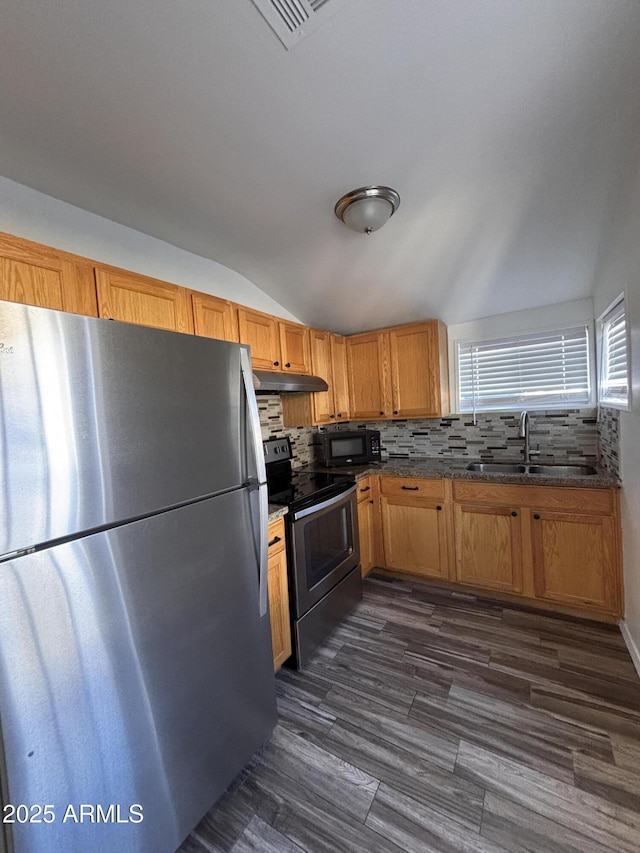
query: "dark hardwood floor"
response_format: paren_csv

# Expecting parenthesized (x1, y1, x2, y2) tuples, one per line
(178, 572, 640, 852)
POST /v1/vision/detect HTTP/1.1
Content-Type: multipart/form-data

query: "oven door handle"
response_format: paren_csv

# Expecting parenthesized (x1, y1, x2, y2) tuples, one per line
(291, 484, 357, 521)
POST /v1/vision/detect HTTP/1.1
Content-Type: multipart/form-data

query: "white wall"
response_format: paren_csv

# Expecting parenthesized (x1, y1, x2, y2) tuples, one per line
(591, 161, 640, 672)
(447, 298, 595, 413)
(0, 177, 300, 321)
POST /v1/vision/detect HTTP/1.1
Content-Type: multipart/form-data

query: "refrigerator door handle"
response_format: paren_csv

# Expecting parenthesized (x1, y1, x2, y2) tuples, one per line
(257, 483, 269, 617)
(240, 347, 268, 616)
(240, 347, 267, 485)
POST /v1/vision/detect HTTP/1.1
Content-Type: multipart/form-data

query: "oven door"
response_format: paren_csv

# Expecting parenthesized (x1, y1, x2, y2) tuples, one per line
(288, 484, 360, 618)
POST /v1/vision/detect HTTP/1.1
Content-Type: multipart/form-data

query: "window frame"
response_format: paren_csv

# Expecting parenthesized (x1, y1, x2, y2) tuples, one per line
(597, 294, 631, 411)
(453, 323, 596, 415)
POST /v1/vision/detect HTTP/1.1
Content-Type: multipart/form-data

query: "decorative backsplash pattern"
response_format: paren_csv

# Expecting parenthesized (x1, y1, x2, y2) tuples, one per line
(597, 406, 620, 477)
(259, 394, 618, 474)
(324, 409, 600, 466)
(257, 394, 314, 466)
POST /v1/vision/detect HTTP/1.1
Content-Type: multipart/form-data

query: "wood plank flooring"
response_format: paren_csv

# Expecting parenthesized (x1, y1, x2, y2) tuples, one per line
(178, 572, 640, 852)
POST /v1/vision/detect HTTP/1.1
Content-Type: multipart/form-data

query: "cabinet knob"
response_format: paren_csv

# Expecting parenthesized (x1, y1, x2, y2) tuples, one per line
(273, 361, 279, 366)
(394, 410, 399, 415)
(285, 362, 291, 368)
(330, 414, 335, 419)
(533, 513, 540, 520)
(437, 505, 442, 511)
(511, 511, 518, 517)
(337, 413, 342, 418)
(379, 411, 384, 416)
(369, 499, 374, 504)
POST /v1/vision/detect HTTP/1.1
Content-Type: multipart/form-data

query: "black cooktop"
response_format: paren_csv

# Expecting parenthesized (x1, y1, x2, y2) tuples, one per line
(267, 469, 354, 511)
(264, 437, 354, 511)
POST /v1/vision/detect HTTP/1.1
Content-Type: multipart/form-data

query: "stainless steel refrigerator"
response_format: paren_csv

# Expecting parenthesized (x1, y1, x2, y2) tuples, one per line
(0, 301, 276, 853)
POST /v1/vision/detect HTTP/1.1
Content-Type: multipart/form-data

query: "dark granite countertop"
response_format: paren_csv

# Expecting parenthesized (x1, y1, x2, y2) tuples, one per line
(300, 457, 619, 489)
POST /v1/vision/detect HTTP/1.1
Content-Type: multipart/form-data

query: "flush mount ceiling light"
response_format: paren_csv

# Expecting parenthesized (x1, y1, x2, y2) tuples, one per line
(334, 186, 401, 235)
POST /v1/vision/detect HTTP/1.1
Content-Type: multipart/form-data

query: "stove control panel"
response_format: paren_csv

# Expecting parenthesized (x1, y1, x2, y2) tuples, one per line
(263, 436, 292, 465)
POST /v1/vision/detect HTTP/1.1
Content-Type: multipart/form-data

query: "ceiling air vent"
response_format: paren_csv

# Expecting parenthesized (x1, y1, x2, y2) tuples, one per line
(250, 0, 350, 50)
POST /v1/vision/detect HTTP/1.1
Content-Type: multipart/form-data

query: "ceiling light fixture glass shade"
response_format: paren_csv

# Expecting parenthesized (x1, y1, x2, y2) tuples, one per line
(334, 186, 400, 234)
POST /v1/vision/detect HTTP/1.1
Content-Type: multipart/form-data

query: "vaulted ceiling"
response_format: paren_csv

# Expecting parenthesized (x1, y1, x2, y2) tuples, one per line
(1, 1, 639, 333)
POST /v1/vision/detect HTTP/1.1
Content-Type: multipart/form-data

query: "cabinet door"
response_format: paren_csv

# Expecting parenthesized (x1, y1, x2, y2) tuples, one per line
(381, 495, 448, 578)
(267, 519, 291, 671)
(310, 328, 335, 424)
(191, 293, 238, 342)
(356, 477, 377, 577)
(330, 334, 350, 421)
(347, 331, 390, 420)
(238, 307, 281, 370)
(531, 511, 619, 613)
(389, 322, 442, 418)
(454, 503, 523, 593)
(279, 321, 311, 374)
(0, 233, 97, 316)
(95, 268, 193, 333)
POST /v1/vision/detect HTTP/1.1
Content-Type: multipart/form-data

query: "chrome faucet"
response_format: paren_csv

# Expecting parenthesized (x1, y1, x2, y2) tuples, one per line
(518, 411, 539, 464)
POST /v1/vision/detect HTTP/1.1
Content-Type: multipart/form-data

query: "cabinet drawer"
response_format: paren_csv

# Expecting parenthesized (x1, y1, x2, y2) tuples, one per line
(380, 477, 445, 501)
(268, 518, 286, 554)
(452, 482, 614, 515)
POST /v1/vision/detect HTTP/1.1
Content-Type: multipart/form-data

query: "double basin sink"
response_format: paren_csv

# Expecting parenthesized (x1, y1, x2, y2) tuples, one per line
(466, 462, 598, 476)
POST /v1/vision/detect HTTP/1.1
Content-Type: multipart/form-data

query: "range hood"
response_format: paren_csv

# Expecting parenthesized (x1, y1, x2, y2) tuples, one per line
(252, 370, 328, 394)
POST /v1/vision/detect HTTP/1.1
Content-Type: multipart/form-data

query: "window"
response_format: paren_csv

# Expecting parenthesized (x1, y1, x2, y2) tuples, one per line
(457, 326, 592, 413)
(599, 296, 629, 408)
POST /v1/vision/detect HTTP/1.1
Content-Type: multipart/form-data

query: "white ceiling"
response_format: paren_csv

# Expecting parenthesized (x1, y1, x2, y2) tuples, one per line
(1, 0, 639, 334)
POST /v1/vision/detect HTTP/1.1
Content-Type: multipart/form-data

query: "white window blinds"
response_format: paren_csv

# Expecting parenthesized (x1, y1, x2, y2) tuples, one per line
(599, 298, 629, 407)
(457, 326, 591, 413)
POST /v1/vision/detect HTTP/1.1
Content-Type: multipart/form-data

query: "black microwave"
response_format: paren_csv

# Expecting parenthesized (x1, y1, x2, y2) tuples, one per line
(316, 429, 382, 467)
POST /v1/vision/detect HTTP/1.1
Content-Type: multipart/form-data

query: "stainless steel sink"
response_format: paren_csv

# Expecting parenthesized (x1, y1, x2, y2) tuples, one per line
(466, 463, 527, 473)
(527, 464, 598, 476)
(466, 462, 598, 476)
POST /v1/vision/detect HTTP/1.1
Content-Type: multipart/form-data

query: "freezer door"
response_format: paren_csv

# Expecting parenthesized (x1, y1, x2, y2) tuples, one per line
(0, 301, 253, 555)
(0, 489, 276, 853)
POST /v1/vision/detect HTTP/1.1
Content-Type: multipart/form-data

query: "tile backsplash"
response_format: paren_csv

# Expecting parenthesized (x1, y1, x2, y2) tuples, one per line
(257, 395, 314, 466)
(597, 406, 620, 478)
(323, 409, 600, 466)
(258, 395, 619, 474)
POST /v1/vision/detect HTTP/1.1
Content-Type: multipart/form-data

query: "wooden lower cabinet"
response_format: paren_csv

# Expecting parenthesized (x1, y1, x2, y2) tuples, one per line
(267, 518, 292, 671)
(357, 477, 378, 577)
(531, 510, 619, 613)
(451, 482, 622, 617)
(454, 503, 523, 593)
(380, 478, 449, 579)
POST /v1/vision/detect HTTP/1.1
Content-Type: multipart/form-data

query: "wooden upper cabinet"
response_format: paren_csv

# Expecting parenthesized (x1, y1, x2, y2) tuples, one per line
(330, 335, 350, 421)
(279, 321, 311, 374)
(281, 329, 351, 427)
(347, 331, 390, 420)
(95, 268, 193, 333)
(0, 232, 98, 316)
(347, 321, 449, 421)
(237, 307, 281, 370)
(191, 293, 238, 342)
(308, 328, 334, 423)
(389, 321, 449, 418)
